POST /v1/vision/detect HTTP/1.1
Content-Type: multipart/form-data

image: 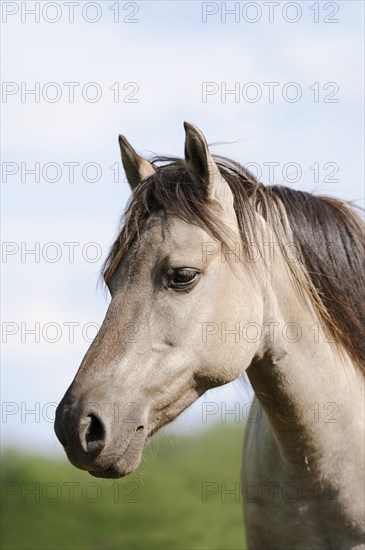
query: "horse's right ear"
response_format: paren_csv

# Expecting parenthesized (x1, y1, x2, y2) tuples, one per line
(118, 135, 156, 191)
(183, 122, 235, 215)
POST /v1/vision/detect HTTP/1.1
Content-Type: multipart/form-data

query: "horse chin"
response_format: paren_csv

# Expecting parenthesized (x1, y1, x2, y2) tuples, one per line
(87, 431, 146, 479)
(88, 450, 143, 478)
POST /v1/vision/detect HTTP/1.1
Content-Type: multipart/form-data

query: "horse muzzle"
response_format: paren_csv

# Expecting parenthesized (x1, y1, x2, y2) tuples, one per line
(54, 395, 147, 478)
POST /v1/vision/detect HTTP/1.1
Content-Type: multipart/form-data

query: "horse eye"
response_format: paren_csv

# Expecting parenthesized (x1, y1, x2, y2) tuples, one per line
(170, 268, 199, 289)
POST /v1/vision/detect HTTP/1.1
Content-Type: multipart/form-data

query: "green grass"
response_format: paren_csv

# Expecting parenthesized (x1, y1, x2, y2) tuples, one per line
(1, 425, 247, 550)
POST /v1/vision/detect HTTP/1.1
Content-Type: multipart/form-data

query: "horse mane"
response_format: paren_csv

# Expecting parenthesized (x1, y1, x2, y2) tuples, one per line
(103, 155, 365, 371)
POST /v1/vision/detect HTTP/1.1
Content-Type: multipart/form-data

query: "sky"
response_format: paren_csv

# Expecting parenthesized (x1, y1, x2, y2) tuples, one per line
(1, 0, 364, 455)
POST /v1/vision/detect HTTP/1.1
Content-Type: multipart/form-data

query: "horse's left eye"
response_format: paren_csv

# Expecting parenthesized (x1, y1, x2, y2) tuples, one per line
(170, 268, 199, 289)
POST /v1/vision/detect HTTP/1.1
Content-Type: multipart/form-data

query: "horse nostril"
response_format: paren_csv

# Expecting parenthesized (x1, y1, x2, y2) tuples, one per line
(83, 414, 106, 455)
(136, 425, 144, 432)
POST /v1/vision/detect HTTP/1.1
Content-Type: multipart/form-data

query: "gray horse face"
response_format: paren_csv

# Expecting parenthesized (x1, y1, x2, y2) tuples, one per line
(54, 215, 260, 478)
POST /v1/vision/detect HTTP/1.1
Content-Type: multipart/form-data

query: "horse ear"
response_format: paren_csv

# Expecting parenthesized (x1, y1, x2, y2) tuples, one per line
(183, 122, 234, 213)
(118, 135, 156, 191)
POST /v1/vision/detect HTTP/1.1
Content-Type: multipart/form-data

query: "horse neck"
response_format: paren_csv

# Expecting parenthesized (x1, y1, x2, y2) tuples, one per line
(246, 246, 364, 477)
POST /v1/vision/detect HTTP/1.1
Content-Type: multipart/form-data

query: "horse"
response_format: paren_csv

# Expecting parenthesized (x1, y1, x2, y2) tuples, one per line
(55, 123, 365, 549)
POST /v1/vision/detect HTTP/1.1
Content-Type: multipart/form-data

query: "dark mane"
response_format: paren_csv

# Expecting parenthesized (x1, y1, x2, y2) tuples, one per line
(103, 155, 365, 370)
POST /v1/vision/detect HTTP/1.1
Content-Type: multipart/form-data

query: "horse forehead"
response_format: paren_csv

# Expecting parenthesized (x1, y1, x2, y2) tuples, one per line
(143, 216, 213, 253)
(163, 217, 212, 251)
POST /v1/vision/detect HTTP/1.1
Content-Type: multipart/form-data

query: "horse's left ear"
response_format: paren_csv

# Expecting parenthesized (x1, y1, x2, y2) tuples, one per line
(118, 135, 156, 191)
(183, 122, 234, 214)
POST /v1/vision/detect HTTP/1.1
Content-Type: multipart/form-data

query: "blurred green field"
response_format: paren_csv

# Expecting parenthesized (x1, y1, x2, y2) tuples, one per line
(1, 425, 247, 550)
